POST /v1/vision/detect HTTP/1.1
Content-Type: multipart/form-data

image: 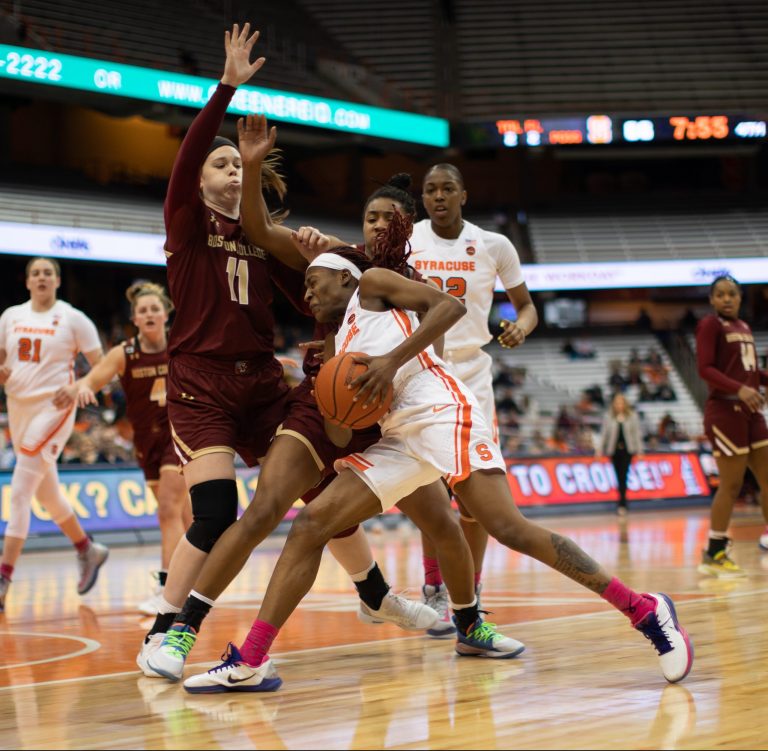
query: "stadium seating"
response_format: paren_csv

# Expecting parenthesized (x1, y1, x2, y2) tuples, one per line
(453, 0, 768, 117)
(529, 209, 768, 263)
(492, 334, 704, 443)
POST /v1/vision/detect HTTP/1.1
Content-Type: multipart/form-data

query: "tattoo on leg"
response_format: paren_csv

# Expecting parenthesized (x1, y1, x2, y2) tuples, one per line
(550, 533, 608, 594)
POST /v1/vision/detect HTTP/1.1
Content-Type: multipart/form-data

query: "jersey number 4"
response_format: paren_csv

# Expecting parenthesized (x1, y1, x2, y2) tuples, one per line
(18, 337, 42, 362)
(150, 377, 167, 408)
(226, 257, 249, 305)
(428, 276, 467, 305)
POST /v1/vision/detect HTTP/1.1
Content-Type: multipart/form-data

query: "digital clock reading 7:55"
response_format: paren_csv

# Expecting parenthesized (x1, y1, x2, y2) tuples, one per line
(669, 116, 728, 140)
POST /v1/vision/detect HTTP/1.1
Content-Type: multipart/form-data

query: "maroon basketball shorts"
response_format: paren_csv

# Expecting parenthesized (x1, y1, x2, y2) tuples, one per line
(168, 353, 289, 468)
(278, 377, 382, 539)
(704, 398, 768, 458)
(276, 377, 381, 473)
(134, 425, 179, 482)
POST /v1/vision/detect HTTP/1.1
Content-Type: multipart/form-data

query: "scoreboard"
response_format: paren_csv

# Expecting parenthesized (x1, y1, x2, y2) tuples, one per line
(485, 114, 767, 147)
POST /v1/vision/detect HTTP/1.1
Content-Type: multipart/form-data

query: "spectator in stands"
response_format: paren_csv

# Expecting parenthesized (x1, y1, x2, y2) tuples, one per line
(680, 308, 698, 330)
(547, 427, 572, 455)
(576, 390, 599, 416)
(574, 428, 596, 456)
(636, 308, 652, 330)
(627, 361, 645, 386)
(654, 375, 677, 402)
(503, 433, 525, 457)
(556, 404, 578, 432)
(638, 383, 654, 402)
(562, 338, 596, 360)
(599, 394, 643, 516)
(657, 413, 679, 444)
(608, 364, 628, 393)
(628, 348, 641, 366)
(497, 387, 523, 415)
(584, 384, 605, 408)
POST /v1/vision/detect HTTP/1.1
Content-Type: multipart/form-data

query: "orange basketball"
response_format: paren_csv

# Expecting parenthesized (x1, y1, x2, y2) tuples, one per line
(314, 351, 394, 429)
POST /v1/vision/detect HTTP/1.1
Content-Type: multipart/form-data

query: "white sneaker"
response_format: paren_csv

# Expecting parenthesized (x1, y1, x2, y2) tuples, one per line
(146, 625, 197, 681)
(423, 584, 455, 638)
(138, 591, 164, 617)
(77, 541, 109, 595)
(635, 593, 694, 683)
(455, 617, 526, 659)
(137, 572, 165, 615)
(759, 532, 768, 551)
(358, 590, 439, 630)
(183, 643, 282, 694)
(136, 633, 166, 677)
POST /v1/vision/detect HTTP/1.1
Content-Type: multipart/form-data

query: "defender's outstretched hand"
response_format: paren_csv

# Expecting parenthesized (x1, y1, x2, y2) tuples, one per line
(221, 23, 265, 87)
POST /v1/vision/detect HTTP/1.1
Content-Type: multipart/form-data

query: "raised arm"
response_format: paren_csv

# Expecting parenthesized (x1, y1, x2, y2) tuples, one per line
(165, 25, 265, 243)
(238, 116, 350, 269)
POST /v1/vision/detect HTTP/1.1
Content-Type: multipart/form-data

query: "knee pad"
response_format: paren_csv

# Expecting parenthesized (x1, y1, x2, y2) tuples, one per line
(185, 479, 239, 553)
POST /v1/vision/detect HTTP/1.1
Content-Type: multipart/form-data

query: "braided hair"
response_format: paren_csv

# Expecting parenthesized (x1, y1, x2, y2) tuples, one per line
(363, 173, 416, 276)
(330, 245, 374, 275)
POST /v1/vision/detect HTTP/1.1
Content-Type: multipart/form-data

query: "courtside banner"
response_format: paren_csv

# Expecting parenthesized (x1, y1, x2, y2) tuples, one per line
(0, 452, 708, 534)
(0, 466, 260, 536)
(505, 453, 708, 507)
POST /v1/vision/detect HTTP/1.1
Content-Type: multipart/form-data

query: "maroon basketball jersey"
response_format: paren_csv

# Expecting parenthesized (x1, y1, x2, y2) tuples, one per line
(164, 83, 280, 361)
(119, 336, 170, 439)
(696, 314, 760, 398)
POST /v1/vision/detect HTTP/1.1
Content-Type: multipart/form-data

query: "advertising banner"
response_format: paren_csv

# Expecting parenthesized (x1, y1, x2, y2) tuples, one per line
(506, 453, 709, 507)
(0, 453, 708, 536)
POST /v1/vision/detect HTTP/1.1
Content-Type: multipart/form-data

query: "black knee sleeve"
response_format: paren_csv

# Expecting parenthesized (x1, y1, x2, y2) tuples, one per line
(185, 479, 239, 553)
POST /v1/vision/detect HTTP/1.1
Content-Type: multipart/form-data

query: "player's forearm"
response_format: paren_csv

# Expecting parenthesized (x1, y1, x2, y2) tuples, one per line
(698, 364, 742, 394)
(165, 83, 235, 225)
(515, 302, 539, 337)
(388, 298, 465, 369)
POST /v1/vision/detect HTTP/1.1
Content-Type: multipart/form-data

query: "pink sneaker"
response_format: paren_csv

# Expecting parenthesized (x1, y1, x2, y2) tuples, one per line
(422, 584, 455, 638)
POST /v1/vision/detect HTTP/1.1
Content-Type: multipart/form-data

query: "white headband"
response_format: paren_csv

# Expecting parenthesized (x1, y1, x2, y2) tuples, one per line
(308, 253, 363, 280)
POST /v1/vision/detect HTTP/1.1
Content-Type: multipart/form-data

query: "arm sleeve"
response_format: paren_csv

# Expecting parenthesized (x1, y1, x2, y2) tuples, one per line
(71, 310, 102, 354)
(488, 232, 525, 290)
(695, 317, 743, 394)
(164, 83, 236, 250)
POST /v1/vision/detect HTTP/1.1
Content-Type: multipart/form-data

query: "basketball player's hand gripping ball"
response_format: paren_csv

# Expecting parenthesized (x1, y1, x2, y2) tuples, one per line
(314, 352, 394, 429)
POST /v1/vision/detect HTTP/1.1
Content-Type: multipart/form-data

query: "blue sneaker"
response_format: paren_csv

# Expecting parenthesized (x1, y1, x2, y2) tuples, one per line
(184, 643, 282, 694)
(147, 624, 197, 681)
(454, 616, 525, 659)
(635, 593, 693, 683)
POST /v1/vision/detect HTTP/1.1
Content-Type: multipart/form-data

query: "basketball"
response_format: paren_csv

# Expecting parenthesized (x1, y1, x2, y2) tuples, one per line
(314, 351, 394, 429)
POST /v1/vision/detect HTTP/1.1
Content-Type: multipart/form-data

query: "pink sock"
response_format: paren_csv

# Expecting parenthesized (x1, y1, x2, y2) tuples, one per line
(423, 556, 442, 587)
(239, 620, 278, 667)
(74, 536, 91, 554)
(601, 577, 656, 626)
(0, 563, 13, 581)
(474, 571, 482, 588)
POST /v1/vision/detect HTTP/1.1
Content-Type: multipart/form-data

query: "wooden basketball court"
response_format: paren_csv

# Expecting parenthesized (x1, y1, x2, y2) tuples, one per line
(1, 506, 767, 749)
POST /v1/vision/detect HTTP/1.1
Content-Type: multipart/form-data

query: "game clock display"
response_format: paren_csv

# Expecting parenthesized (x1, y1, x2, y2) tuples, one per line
(488, 114, 767, 147)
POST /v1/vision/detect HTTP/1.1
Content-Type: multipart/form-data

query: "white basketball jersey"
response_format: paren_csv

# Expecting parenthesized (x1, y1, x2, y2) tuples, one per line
(335, 289, 444, 393)
(0, 300, 101, 400)
(409, 219, 524, 351)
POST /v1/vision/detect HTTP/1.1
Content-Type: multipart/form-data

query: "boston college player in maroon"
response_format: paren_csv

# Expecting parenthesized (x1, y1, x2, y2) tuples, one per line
(64, 283, 190, 613)
(696, 275, 768, 577)
(132, 24, 311, 675)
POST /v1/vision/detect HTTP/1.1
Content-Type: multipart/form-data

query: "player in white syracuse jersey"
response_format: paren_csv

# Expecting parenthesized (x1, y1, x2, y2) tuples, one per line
(182, 252, 692, 691)
(0, 257, 108, 613)
(409, 163, 538, 635)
